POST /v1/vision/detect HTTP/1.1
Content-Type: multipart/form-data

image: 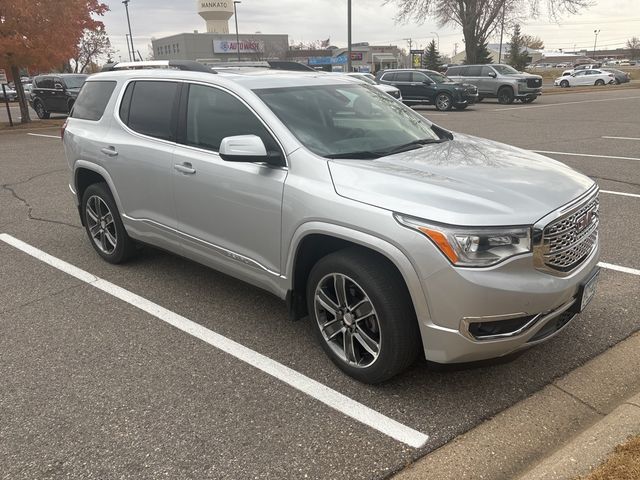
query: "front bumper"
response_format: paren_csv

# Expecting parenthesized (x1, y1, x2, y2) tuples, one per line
(455, 91, 479, 105)
(418, 241, 600, 364)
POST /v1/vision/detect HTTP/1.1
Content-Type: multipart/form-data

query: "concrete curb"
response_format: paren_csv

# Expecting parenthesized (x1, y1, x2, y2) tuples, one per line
(393, 331, 640, 480)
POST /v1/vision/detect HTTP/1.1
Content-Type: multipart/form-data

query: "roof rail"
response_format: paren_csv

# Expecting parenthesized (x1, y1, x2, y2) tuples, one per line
(101, 60, 217, 74)
(199, 60, 314, 72)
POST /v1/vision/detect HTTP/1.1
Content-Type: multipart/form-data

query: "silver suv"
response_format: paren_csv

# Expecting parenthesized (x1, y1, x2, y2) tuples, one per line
(63, 60, 599, 383)
(446, 64, 543, 104)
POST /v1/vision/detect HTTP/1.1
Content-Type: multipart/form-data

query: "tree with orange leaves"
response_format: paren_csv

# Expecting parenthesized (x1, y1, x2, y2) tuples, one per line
(0, 0, 109, 123)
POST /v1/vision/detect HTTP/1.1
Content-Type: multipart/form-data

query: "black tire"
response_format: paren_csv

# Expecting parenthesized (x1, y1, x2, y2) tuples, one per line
(560, 80, 569, 88)
(81, 182, 137, 264)
(34, 100, 50, 119)
(454, 104, 468, 110)
(522, 97, 536, 103)
(306, 248, 421, 384)
(497, 87, 514, 104)
(595, 79, 605, 86)
(615, 78, 621, 85)
(434, 92, 453, 111)
(476, 96, 484, 103)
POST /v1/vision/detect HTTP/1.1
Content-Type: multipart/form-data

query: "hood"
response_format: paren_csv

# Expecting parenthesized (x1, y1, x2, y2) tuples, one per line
(376, 83, 399, 93)
(509, 72, 542, 80)
(328, 134, 594, 226)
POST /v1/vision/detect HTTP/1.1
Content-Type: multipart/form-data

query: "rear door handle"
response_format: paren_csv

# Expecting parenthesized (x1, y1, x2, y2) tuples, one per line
(174, 162, 196, 174)
(100, 146, 118, 157)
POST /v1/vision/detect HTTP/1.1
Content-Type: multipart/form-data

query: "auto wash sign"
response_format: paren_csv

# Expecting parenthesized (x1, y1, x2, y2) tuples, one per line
(213, 40, 263, 53)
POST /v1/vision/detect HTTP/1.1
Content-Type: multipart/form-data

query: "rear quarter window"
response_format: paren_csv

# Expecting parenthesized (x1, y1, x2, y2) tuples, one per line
(71, 81, 117, 121)
(124, 81, 180, 141)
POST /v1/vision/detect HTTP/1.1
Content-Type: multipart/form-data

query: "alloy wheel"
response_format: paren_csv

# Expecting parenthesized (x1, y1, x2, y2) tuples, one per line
(314, 273, 381, 368)
(86, 195, 117, 255)
(435, 93, 451, 111)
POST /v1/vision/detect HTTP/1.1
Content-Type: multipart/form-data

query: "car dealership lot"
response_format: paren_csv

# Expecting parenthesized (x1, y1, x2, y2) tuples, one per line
(1, 88, 639, 479)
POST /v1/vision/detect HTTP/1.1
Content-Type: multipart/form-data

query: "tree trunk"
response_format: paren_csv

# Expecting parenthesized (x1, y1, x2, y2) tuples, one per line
(10, 64, 31, 124)
(463, 24, 478, 64)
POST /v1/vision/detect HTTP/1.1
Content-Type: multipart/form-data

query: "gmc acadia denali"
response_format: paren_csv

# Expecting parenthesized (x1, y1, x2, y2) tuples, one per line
(62, 60, 600, 383)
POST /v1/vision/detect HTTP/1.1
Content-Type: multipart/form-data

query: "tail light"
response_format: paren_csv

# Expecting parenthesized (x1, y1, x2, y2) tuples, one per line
(61, 118, 68, 140)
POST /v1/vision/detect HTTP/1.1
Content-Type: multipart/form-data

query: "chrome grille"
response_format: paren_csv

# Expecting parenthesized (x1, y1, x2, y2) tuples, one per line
(527, 78, 542, 88)
(541, 195, 599, 272)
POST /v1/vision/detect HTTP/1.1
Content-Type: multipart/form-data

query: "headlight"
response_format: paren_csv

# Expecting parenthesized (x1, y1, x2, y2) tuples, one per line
(395, 214, 532, 267)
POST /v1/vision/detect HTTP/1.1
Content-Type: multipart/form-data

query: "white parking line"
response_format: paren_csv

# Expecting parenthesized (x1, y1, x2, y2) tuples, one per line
(602, 136, 640, 141)
(27, 133, 60, 139)
(494, 95, 640, 112)
(0, 233, 429, 449)
(601, 190, 640, 199)
(533, 150, 640, 162)
(599, 262, 640, 277)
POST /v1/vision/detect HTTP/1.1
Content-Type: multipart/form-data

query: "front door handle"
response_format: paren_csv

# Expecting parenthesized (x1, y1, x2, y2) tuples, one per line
(174, 162, 196, 174)
(100, 146, 118, 157)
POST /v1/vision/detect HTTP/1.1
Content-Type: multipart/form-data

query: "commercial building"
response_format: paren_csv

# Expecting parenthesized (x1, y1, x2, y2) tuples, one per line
(452, 44, 543, 65)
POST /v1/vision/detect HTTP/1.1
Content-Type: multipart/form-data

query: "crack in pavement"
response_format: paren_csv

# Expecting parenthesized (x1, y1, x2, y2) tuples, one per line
(1, 169, 82, 230)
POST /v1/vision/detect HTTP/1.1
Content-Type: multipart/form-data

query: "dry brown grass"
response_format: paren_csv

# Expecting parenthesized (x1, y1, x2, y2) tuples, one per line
(577, 434, 640, 480)
(0, 118, 64, 131)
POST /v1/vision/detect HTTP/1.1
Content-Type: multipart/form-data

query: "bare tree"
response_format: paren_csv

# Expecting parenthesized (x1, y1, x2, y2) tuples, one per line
(522, 34, 544, 49)
(385, 0, 592, 64)
(71, 27, 114, 73)
(627, 36, 640, 60)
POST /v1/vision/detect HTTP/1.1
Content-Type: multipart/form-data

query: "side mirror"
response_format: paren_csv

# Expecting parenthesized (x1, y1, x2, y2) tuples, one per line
(54, 83, 64, 90)
(488, 71, 497, 78)
(423, 79, 434, 85)
(219, 135, 280, 165)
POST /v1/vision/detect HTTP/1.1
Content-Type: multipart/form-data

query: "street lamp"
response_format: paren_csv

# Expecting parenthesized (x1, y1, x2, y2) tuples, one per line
(347, 0, 352, 72)
(593, 29, 600, 60)
(122, 0, 135, 62)
(430, 31, 440, 51)
(233, 1, 241, 62)
(125, 33, 132, 61)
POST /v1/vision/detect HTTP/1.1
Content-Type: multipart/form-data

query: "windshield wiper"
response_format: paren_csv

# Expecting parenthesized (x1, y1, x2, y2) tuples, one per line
(325, 151, 383, 159)
(377, 138, 446, 156)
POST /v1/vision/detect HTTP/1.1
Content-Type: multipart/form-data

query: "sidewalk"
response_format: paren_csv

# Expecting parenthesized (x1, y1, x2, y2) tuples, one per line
(394, 330, 640, 480)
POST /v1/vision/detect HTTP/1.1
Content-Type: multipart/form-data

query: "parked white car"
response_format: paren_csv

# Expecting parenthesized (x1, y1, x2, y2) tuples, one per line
(555, 69, 615, 87)
(345, 72, 403, 100)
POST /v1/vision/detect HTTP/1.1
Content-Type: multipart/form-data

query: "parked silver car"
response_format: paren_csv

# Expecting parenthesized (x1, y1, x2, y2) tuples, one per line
(446, 64, 543, 104)
(63, 60, 600, 383)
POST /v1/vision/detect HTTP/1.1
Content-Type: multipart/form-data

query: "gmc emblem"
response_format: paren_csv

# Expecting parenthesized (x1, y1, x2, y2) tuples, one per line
(575, 211, 593, 232)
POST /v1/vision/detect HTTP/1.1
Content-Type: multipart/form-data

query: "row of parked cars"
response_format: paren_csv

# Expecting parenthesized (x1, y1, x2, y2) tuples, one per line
(355, 64, 543, 111)
(554, 64, 632, 87)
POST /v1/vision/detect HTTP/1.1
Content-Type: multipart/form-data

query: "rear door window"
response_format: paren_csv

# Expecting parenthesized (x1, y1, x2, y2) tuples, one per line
(71, 81, 117, 121)
(465, 66, 482, 76)
(395, 72, 412, 82)
(124, 81, 180, 141)
(381, 72, 396, 82)
(38, 77, 54, 89)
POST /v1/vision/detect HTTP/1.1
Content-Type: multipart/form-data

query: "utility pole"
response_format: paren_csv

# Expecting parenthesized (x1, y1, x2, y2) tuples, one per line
(234, 1, 242, 61)
(347, 0, 352, 72)
(498, 1, 506, 63)
(125, 33, 132, 61)
(123, 0, 135, 62)
(593, 29, 600, 59)
(405, 38, 412, 67)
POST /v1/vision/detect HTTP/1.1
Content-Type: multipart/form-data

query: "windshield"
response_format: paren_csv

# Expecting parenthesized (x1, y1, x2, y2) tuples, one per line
(426, 72, 452, 84)
(64, 75, 88, 89)
(255, 83, 441, 158)
(492, 65, 520, 75)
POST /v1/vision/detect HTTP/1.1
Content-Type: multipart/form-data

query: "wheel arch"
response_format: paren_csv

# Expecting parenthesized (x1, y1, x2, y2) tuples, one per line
(284, 223, 431, 341)
(74, 161, 126, 224)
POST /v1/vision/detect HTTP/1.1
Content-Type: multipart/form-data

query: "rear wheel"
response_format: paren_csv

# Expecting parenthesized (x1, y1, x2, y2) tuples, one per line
(497, 86, 514, 104)
(434, 92, 453, 111)
(595, 79, 605, 86)
(81, 183, 137, 264)
(307, 248, 421, 384)
(34, 100, 50, 119)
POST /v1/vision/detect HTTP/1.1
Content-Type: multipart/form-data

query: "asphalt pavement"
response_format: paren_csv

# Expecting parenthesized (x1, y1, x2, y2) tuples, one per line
(1, 88, 639, 479)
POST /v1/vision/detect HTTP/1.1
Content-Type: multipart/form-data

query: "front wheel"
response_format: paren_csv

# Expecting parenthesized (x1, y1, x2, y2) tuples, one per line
(81, 183, 137, 264)
(34, 101, 50, 119)
(560, 80, 570, 88)
(595, 79, 605, 86)
(307, 248, 421, 384)
(497, 87, 514, 104)
(522, 97, 536, 103)
(434, 92, 453, 111)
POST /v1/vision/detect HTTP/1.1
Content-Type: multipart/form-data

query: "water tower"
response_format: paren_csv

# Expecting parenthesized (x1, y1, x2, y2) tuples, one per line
(197, 1, 234, 33)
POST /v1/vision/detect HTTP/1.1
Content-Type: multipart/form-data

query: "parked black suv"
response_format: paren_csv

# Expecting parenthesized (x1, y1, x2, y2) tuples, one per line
(376, 69, 478, 111)
(29, 74, 88, 119)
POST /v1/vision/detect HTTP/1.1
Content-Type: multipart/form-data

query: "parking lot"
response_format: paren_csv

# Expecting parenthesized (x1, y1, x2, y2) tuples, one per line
(1, 87, 639, 479)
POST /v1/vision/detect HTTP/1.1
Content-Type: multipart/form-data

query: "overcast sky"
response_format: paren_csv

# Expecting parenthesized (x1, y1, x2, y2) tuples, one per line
(101, 0, 640, 61)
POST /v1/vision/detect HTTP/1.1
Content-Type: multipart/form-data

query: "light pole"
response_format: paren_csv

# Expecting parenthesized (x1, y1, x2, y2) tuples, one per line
(347, 0, 352, 72)
(122, 0, 135, 62)
(125, 33, 132, 61)
(593, 29, 600, 60)
(430, 31, 440, 51)
(233, 1, 241, 62)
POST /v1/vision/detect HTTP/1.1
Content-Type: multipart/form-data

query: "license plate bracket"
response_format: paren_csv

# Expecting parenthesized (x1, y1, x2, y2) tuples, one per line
(571, 268, 600, 313)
